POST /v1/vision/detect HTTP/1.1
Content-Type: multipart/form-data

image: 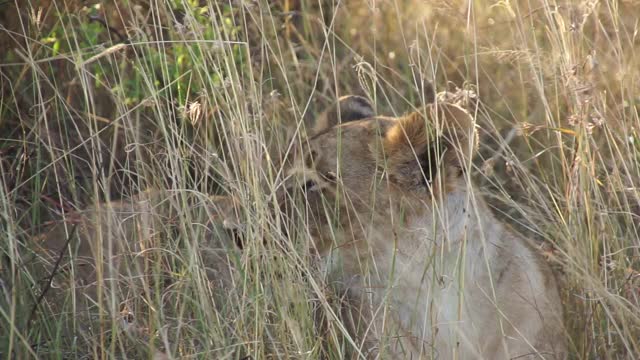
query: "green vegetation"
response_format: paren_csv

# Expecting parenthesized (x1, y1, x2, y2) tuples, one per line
(1, 0, 639, 358)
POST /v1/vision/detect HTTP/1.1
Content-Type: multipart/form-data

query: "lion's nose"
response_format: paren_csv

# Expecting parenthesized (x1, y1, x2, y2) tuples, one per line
(301, 179, 318, 193)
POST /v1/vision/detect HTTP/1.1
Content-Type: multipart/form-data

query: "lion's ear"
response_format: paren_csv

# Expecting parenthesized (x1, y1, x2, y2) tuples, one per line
(381, 103, 477, 192)
(312, 95, 374, 135)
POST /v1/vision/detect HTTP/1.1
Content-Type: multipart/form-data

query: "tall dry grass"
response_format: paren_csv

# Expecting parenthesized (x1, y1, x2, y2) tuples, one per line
(1, 0, 639, 358)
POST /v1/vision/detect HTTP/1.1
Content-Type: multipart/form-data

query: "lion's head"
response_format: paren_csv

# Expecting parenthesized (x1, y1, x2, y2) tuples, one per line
(283, 96, 478, 259)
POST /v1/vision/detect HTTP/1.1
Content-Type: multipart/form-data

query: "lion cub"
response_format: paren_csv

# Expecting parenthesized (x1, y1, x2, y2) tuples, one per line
(287, 96, 566, 359)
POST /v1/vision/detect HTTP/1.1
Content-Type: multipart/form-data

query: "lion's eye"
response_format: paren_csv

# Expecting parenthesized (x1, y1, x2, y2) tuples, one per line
(323, 172, 337, 183)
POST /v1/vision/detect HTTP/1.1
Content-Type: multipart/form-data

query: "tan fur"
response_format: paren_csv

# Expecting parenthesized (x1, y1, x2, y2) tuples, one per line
(288, 100, 567, 359)
(32, 191, 237, 315)
(31, 96, 566, 359)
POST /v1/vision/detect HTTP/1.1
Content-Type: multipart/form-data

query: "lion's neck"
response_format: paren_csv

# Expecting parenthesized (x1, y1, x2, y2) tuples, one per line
(323, 185, 518, 355)
(384, 187, 508, 341)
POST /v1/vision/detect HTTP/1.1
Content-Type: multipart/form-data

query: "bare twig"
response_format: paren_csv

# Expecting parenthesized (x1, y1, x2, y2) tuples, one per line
(27, 224, 78, 324)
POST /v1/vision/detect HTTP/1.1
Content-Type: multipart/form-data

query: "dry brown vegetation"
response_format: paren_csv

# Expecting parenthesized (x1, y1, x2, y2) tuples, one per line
(1, 0, 639, 358)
